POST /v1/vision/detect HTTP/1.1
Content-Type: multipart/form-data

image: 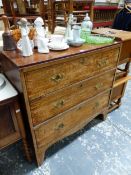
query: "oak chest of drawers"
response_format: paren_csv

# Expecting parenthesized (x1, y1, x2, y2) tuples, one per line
(1, 42, 121, 166)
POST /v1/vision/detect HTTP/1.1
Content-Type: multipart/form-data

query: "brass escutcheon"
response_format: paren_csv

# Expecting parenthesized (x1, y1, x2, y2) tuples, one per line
(54, 99, 65, 108)
(51, 73, 64, 82)
(97, 59, 109, 68)
(55, 123, 64, 130)
(93, 101, 100, 110)
(80, 58, 85, 64)
(95, 82, 103, 90)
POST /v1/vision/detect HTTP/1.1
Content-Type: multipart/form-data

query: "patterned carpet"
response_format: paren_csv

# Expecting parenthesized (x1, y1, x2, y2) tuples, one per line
(0, 69, 131, 175)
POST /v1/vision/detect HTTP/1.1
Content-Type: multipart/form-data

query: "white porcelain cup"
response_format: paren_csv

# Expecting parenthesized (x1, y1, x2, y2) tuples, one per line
(49, 34, 67, 49)
(50, 35, 64, 44)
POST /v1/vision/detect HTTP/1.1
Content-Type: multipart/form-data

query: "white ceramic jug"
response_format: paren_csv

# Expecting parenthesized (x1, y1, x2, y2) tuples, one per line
(73, 25, 81, 41)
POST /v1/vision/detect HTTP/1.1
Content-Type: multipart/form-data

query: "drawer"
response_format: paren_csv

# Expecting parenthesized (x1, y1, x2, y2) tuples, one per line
(30, 70, 115, 126)
(34, 91, 110, 148)
(25, 48, 119, 101)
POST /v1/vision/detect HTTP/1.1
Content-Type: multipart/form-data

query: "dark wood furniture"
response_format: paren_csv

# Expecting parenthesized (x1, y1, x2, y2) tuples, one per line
(93, 28, 131, 111)
(1, 40, 121, 166)
(92, 6, 120, 28)
(0, 73, 31, 161)
(1, 0, 60, 32)
(2, 0, 46, 25)
(51, 0, 94, 33)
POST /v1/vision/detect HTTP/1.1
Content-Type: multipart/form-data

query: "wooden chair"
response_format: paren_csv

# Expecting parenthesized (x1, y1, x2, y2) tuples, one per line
(92, 6, 120, 28)
(51, 0, 94, 33)
(2, 0, 46, 26)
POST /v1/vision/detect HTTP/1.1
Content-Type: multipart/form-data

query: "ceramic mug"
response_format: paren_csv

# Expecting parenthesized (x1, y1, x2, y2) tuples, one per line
(49, 34, 67, 49)
(50, 35, 64, 44)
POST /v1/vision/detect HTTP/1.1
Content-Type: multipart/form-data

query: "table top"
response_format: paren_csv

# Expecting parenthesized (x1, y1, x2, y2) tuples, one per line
(93, 28, 131, 42)
(2, 41, 120, 68)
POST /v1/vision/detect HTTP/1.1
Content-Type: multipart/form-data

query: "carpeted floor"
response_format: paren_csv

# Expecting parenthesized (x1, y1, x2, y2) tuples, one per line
(0, 68, 131, 175)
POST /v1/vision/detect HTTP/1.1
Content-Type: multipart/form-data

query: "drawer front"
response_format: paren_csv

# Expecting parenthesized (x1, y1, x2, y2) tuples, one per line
(25, 48, 119, 101)
(34, 91, 110, 148)
(30, 70, 115, 126)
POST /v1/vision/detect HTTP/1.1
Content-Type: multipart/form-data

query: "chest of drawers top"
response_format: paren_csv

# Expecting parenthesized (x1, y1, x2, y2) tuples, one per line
(2, 42, 121, 69)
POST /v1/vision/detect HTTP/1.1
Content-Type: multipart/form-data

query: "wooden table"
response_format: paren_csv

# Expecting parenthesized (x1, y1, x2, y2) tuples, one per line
(93, 28, 131, 63)
(1, 41, 121, 166)
(0, 73, 31, 161)
(93, 28, 131, 111)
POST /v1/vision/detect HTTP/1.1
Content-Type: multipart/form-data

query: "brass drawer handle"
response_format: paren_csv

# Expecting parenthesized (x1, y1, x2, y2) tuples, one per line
(95, 82, 103, 90)
(79, 83, 83, 88)
(95, 102, 99, 107)
(54, 99, 65, 108)
(105, 60, 109, 65)
(97, 59, 109, 68)
(55, 123, 64, 130)
(93, 101, 100, 110)
(80, 58, 85, 64)
(78, 106, 82, 110)
(51, 73, 64, 82)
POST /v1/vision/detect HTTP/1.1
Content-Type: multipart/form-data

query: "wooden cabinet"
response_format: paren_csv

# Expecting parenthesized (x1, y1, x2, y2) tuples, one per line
(1, 41, 121, 166)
